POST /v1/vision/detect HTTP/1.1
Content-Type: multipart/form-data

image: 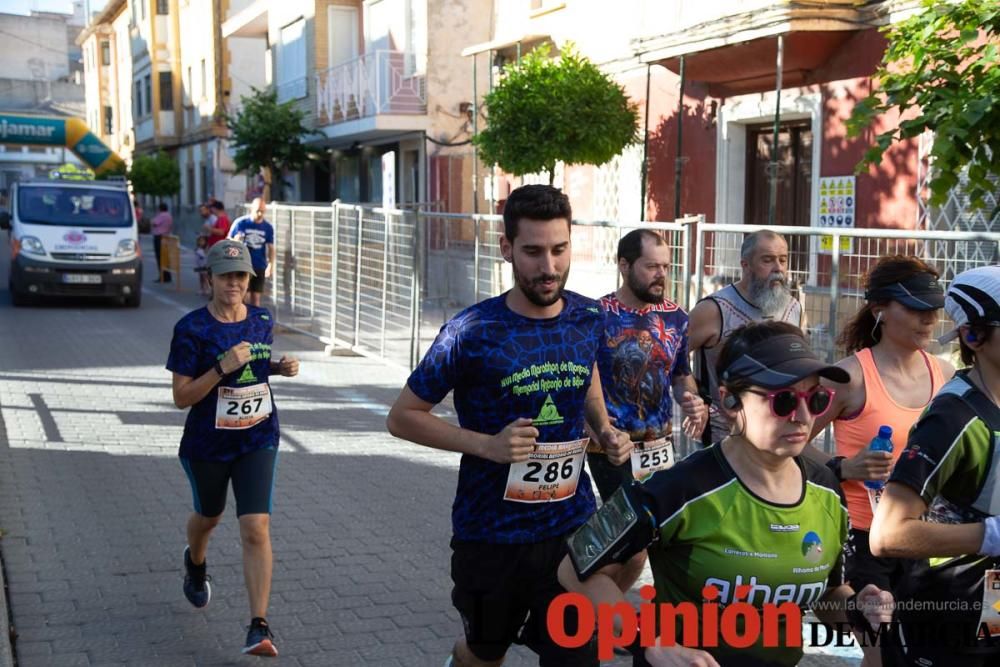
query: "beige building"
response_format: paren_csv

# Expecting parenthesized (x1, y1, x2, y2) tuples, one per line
(79, 0, 132, 163)
(458, 0, 659, 217)
(80, 0, 266, 212)
(468, 0, 927, 230)
(175, 0, 266, 208)
(222, 0, 491, 207)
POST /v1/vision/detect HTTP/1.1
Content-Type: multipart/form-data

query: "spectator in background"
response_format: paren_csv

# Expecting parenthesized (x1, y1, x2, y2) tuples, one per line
(228, 198, 275, 307)
(194, 235, 210, 296)
(200, 203, 226, 248)
(210, 201, 231, 239)
(687, 230, 806, 446)
(151, 203, 174, 283)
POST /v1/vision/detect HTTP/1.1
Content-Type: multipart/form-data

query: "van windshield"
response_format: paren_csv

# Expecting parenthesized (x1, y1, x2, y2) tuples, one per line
(17, 186, 132, 228)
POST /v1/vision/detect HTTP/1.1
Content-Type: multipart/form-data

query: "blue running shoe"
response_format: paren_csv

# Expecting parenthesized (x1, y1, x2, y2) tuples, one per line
(182, 546, 211, 608)
(243, 617, 278, 657)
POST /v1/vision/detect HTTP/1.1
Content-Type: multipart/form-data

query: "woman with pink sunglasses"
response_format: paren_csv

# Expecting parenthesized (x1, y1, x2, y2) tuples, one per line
(559, 321, 892, 666)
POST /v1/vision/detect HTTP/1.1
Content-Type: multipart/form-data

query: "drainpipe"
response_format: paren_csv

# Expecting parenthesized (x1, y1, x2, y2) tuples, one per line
(639, 63, 651, 221)
(673, 56, 685, 220)
(213, 0, 225, 200)
(213, 0, 225, 124)
(471, 53, 478, 215)
(487, 49, 495, 215)
(768, 34, 784, 227)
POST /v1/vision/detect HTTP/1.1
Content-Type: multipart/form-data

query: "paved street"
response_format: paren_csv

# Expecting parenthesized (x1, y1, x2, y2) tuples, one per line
(0, 237, 859, 666)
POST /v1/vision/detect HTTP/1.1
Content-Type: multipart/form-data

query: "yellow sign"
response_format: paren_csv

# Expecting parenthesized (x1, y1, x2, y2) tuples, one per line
(820, 235, 852, 253)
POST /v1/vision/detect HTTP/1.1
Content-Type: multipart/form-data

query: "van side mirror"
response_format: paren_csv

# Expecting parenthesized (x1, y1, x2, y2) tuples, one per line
(0, 210, 9, 230)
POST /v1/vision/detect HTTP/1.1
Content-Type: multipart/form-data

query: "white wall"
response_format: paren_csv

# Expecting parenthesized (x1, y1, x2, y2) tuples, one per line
(177, 0, 218, 128)
(364, 0, 409, 52)
(82, 35, 105, 135)
(227, 36, 266, 111)
(112, 10, 134, 160)
(0, 12, 71, 81)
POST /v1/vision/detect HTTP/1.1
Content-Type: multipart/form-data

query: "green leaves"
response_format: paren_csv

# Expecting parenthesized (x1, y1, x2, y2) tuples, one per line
(473, 44, 640, 180)
(129, 151, 180, 198)
(848, 0, 1000, 211)
(226, 87, 310, 196)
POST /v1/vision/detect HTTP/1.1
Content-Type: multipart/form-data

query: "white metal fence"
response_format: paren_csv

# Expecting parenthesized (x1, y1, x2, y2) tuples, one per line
(258, 202, 1000, 454)
(694, 223, 1000, 365)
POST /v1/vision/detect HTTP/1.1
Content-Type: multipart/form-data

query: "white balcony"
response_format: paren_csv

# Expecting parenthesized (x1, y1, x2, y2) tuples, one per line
(315, 50, 426, 128)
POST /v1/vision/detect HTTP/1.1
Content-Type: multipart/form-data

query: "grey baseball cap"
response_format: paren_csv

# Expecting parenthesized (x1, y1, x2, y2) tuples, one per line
(206, 239, 256, 276)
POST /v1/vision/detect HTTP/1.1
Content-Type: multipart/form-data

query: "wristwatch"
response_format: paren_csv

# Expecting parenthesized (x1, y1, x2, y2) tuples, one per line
(213, 360, 225, 377)
(826, 456, 846, 483)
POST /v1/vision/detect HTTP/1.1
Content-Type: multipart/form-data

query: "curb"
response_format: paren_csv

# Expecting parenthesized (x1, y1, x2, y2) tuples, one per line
(0, 538, 14, 667)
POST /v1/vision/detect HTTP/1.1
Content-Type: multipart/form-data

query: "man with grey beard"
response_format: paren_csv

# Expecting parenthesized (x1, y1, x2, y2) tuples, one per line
(687, 230, 806, 445)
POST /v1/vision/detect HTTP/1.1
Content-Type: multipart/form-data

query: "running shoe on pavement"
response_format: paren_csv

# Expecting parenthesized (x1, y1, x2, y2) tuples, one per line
(243, 617, 278, 657)
(182, 546, 211, 608)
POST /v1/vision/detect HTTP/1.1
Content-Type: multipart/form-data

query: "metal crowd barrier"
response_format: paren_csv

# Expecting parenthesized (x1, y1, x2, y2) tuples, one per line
(253, 201, 1000, 456)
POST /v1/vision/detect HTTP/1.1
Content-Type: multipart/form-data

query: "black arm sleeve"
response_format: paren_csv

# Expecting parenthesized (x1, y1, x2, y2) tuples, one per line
(566, 481, 657, 580)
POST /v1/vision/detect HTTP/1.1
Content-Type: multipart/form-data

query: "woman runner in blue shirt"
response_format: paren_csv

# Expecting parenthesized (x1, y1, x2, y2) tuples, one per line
(167, 239, 299, 657)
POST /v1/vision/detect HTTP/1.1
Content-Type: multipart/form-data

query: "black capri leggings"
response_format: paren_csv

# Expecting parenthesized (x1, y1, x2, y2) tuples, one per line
(180, 447, 278, 517)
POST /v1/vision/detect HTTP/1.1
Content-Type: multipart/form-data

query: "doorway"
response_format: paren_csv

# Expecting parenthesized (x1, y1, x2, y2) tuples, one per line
(744, 121, 812, 275)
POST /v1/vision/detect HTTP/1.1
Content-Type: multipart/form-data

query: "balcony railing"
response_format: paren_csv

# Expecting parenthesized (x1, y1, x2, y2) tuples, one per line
(315, 50, 426, 127)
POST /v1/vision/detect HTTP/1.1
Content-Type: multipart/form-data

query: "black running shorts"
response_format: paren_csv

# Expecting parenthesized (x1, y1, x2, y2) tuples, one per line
(248, 271, 267, 293)
(450, 533, 598, 666)
(845, 528, 913, 592)
(180, 446, 278, 517)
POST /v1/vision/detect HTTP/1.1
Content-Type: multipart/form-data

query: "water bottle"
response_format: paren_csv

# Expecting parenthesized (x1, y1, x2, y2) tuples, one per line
(863, 425, 894, 490)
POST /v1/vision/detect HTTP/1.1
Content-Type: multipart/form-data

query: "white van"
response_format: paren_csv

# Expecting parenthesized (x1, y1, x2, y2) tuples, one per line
(1, 176, 142, 307)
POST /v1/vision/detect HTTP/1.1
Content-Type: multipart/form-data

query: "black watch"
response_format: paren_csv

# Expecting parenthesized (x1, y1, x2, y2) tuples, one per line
(213, 361, 225, 377)
(826, 456, 846, 482)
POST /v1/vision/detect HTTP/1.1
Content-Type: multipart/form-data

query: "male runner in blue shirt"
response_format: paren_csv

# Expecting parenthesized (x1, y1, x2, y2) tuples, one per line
(387, 184, 631, 667)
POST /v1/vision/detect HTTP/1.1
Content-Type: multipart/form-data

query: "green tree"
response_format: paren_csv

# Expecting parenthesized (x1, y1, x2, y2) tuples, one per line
(474, 44, 640, 184)
(226, 87, 310, 201)
(847, 0, 1000, 210)
(128, 150, 180, 201)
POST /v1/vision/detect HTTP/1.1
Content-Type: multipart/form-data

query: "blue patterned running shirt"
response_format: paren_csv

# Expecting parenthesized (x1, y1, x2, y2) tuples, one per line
(407, 291, 604, 544)
(166, 306, 279, 461)
(597, 293, 690, 442)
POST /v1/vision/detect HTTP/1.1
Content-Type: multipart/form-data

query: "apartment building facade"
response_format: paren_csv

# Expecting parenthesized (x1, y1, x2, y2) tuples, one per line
(80, 0, 266, 212)
(223, 0, 491, 207)
(468, 1, 972, 244)
(80, 0, 131, 162)
(0, 3, 87, 190)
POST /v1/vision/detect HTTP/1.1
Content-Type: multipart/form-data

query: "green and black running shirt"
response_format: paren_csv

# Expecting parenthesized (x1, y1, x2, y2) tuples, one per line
(888, 370, 1000, 656)
(635, 444, 848, 666)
